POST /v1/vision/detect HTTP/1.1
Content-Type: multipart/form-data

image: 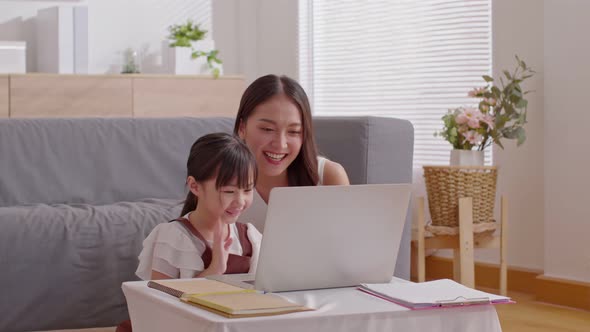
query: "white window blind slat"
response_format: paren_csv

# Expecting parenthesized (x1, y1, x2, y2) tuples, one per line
(299, 0, 492, 168)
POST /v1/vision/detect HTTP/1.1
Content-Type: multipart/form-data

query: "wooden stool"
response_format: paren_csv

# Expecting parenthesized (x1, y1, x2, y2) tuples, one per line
(412, 196, 508, 296)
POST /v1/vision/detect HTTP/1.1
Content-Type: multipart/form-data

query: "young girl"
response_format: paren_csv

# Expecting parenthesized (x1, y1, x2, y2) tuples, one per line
(135, 132, 262, 280)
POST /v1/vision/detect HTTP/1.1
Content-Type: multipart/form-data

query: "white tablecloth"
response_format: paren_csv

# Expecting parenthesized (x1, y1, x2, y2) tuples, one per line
(122, 279, 502, 332)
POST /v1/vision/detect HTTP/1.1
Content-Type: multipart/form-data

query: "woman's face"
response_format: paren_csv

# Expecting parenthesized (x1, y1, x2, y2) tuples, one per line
(238, 94, 304, 178)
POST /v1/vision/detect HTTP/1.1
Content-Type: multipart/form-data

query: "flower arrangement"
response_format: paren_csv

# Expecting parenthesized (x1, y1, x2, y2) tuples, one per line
(437, 56, 535, 151)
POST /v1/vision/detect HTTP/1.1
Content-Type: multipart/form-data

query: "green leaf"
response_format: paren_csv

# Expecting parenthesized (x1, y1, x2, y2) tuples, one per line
(503, 128, 518, 139)
(168, 19, 208, 46)
(491, 86, 502, 98)
(495, 115, 507, 130)
(512, 88, 522, 98)
(503, 70, 512, 80)
(483, 75, 494, 82)
(504, 103, 515, 115)
(517, 112, 527, 125)
(515, 127, 526, 146)
(516, 99, 528, 109)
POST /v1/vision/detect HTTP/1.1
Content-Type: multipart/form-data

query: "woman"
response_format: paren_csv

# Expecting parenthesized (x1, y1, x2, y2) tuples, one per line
(235, 74, 349, 231)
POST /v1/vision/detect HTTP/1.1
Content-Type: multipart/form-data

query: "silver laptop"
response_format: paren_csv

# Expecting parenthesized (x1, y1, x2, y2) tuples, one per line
(209, 184, 411, 293)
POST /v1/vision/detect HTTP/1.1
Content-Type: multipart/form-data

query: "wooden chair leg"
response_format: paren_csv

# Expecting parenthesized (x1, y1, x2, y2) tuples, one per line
(500, 196, 508, 296)
(453, 249, 461, 281)
(458, 197, 475, 288)
(417, 197, 426, 283)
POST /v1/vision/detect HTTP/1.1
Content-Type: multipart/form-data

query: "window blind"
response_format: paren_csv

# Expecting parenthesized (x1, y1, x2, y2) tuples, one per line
(298, 0, 492, 167)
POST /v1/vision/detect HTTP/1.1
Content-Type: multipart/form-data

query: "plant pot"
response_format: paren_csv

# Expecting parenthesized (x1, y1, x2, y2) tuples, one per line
(450, 149, 484, 166)
(165, 40, 222, 75)
(423, 166, 498, 227)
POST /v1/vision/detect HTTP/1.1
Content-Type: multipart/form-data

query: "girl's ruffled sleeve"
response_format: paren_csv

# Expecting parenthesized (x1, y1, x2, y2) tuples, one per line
(136, 223, 207, 280)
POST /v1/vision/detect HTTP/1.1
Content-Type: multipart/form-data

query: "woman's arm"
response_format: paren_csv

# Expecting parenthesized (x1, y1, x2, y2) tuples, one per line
(322, 160, 350, 185)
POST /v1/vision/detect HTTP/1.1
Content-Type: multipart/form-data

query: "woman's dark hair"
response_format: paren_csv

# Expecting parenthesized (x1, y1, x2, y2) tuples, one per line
(179, 133, 257, 217)
(233, 74, 319, 186)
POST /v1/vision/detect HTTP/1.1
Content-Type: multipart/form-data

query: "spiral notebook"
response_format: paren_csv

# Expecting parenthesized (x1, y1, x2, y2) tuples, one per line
(358, 279, 512, 310)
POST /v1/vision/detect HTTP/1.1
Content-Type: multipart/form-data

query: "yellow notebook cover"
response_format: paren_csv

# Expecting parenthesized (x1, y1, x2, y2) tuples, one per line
(182, 292, 313, 318)
(147, 279, 254, 299)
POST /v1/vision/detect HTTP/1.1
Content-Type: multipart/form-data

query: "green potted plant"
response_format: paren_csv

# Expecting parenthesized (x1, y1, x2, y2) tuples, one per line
(167, 20, 222, 78)
(436, 55, 535, 165)
(121, 48, 140, 74)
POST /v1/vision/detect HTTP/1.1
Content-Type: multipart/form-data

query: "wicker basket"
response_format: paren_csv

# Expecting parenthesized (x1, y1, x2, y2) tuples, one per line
(423, 166, 498, 227)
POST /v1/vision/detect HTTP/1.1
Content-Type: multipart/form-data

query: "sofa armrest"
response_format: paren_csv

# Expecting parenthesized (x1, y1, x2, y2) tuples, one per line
(314, 116, 414, 279)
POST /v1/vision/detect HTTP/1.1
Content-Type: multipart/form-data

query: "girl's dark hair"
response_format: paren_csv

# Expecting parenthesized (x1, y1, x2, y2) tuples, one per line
(233, 74, 319, 186)
(180, 133, 257, 217)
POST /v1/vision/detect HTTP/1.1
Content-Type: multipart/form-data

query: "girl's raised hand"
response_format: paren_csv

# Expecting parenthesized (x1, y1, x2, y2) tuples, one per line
(208, 222, 233, 275)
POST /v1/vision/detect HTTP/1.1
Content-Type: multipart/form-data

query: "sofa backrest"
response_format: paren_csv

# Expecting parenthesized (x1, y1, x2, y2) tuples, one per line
(0, 117, 413, 207)
(0, 118, 234, 207)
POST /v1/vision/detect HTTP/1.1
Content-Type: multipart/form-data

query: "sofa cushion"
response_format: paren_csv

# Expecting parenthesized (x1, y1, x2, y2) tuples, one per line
(0, 199, 182, 332)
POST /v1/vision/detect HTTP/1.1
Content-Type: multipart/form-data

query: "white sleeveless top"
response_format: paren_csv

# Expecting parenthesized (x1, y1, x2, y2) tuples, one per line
(237, 156, 327, 232)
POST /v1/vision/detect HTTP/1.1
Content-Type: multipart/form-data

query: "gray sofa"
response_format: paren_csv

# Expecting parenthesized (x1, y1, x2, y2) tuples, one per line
(0, 116, 413, 332)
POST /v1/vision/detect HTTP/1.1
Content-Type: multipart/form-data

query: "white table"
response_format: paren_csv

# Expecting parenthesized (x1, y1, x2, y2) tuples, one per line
(122, 279, 503, 332)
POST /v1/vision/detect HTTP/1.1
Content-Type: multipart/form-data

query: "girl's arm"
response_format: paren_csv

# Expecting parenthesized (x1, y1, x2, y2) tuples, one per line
(196, 266, 225, 277)
(322, 160, 350, 185)
(150, 270, 173, 280)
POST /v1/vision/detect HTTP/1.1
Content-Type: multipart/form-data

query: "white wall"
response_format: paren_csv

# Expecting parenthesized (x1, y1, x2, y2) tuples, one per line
(482, 0, 546, 271)
(0, 0, 212, 73)
(213, 0, 298, 84)
(543, 0, 590, 282)
(1, 0, 297, 78)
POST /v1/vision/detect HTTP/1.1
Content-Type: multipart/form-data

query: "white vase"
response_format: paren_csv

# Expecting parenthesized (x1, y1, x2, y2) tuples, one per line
(166, 40, 222, 75)
(450, 149, 484, 166)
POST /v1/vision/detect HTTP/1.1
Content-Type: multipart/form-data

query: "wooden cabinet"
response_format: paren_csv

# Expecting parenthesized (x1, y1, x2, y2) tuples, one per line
(3, 74, 245, 118)
(0, 75, 7, 118)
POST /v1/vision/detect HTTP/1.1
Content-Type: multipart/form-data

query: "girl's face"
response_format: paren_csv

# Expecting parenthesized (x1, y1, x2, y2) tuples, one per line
(196, 175, 254, 224)
(238, 94, 304, 178)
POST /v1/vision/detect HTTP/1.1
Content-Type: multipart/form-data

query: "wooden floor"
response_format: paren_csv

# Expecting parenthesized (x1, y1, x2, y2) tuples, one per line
(482, 287, 590, 332)
(43, 290, 590, 332)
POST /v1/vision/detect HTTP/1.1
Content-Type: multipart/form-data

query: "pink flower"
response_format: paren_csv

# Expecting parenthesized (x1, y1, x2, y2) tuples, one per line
(482, 114, 495, 129)
(468, 118, 480, 129)
(468, 87, 487, 98)
(463, 130, 483, 145)
(456, 107, 481, 126)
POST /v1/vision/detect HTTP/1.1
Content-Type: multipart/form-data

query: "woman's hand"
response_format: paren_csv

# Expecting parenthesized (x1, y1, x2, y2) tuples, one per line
(198, 222, 232, 276)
